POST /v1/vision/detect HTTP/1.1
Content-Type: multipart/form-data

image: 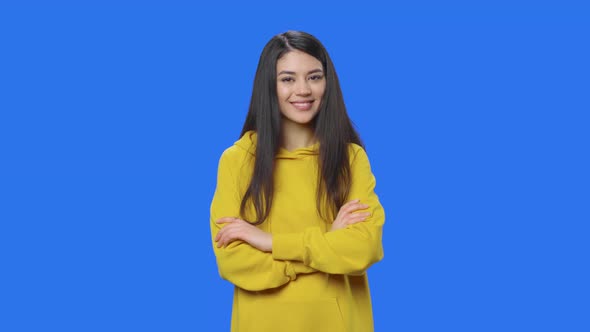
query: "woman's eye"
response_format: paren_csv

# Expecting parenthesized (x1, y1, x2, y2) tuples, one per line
(309, 75, 324, 81)
(281, 77, 294, 82)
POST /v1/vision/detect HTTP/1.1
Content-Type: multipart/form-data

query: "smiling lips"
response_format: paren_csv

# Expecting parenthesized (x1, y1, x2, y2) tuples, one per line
(290, 100, 314, 111)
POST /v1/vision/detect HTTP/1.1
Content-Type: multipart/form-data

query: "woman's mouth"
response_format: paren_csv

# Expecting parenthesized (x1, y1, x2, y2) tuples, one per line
(290, 100, 314, 111)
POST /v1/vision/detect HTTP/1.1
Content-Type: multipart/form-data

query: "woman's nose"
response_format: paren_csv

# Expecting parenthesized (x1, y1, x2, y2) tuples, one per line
(296, 80, 312, 95)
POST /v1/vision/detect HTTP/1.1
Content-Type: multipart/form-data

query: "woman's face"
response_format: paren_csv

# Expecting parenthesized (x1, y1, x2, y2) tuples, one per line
(276, 50, 326, 127)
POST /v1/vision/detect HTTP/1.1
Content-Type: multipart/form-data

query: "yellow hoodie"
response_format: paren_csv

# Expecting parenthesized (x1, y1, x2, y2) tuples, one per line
(210, 130, 385, 332)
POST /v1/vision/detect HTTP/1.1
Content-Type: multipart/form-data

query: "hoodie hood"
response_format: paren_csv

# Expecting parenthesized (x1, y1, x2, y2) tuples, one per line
(234, 130, 320, 160)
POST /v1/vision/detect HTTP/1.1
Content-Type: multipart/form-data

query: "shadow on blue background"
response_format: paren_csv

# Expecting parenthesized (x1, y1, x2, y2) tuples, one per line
(1, 2, 588, 331)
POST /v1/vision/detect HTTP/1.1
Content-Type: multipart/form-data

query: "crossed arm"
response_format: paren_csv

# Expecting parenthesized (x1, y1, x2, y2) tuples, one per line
(210, 147, 385, 291)
(214, 199, 371, 251)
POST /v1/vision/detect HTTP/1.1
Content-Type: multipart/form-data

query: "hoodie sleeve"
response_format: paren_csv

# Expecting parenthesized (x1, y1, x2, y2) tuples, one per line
(272, 146, 385, 275)
(210, 150, 317, 291)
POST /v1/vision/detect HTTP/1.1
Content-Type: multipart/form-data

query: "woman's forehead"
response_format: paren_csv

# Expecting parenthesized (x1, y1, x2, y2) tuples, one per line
(277, 51, 323, 73)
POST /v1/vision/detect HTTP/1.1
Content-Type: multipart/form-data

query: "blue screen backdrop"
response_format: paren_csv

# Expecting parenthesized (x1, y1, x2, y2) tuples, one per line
(1, 1, 588, 331)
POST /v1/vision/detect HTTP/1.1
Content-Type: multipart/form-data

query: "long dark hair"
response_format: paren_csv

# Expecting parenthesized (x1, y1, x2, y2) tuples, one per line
(240, 30, 363, 225)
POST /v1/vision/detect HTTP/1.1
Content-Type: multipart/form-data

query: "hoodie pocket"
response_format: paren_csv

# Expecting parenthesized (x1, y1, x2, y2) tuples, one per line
(239, 297, 346, 332)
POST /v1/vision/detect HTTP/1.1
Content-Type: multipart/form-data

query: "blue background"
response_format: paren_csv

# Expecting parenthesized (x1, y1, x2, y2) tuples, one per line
(1, 1, 588, 331)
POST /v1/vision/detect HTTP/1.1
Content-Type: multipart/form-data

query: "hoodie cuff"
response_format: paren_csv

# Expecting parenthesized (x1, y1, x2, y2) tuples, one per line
(284, 261, 297, 280)
(273, 232, 305, 262)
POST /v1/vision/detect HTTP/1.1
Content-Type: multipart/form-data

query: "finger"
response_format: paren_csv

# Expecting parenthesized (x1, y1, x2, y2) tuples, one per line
(216, 217, 237, 224)
(216, 224, 234, 242)
(216, 217, 230, 224)
(346, 213, 369, 223)
(345, 213, 370, 224)
(341, 200, 360, 211)
(345, 199, 360, 205)
(336, 200, 360, 218)
(217, 229, 230, 247)
(216, 228, 228, 245)
(343, 203, 368, 214)
(219, 227, 243, 248)
(216, 224, 237, 245)
(357, 203, 370, 211)
(357, 212, 372, 219)
(215, 226, 228, 242)
(345, 219, 363, 226)
(218, 232, 229, 247)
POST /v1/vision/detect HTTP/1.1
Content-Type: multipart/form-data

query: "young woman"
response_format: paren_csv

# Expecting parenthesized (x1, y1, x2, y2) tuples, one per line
(210, 30, 385, 332)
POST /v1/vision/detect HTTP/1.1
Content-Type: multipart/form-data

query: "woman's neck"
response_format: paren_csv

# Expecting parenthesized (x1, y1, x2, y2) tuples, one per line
(280, 121, 316, 152)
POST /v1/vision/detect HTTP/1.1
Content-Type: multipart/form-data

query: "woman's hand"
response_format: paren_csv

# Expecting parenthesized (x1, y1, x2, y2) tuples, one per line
(330, 199, 371, 232)
(215, 217, 272, 252)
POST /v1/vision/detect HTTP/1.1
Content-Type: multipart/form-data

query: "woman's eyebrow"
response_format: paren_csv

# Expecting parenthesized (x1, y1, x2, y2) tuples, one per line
(277, 69, 324, 76)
